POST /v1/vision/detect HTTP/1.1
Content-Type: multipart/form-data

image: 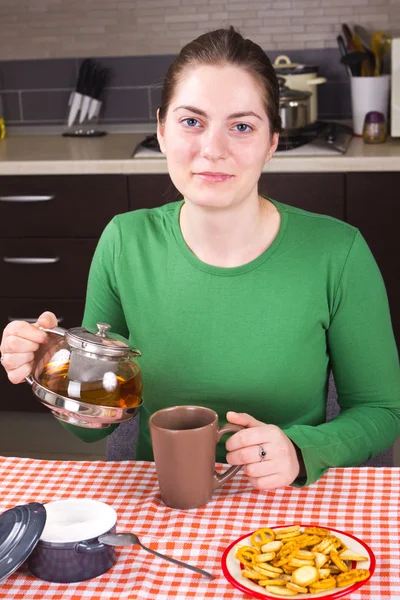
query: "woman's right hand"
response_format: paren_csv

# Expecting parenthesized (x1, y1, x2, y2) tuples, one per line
(0, 311, 58, 384)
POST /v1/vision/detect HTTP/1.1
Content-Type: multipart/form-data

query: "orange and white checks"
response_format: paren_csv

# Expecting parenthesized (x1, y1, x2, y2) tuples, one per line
(0, 456, 399, 600)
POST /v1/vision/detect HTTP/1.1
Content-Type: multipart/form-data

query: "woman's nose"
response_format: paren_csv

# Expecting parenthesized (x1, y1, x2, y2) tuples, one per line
(200, 129, 228, 161)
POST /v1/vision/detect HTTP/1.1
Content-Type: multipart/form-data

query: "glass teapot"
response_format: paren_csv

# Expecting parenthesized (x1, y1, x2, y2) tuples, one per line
(26, 322, 143, 429)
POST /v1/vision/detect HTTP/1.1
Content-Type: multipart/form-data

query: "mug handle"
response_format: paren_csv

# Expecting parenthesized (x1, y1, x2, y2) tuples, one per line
(213, 423, 244, 490)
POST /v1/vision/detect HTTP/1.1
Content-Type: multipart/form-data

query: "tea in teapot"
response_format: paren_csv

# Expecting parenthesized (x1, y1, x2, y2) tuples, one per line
(26, 322, 143, 428)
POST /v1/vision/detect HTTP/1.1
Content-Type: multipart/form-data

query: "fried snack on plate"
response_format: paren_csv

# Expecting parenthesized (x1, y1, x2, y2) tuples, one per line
(251, 528, 276, 547)
(291, 566, 319, 587)
(336, 569, 370, 587)
(262, 541, 284, 553)
(304, 527, 330, 537)
(339, 549, 368, 562)
(265, 586, 298, 596)
(236, 525, 371, 596)
(286, 582, 308, 593)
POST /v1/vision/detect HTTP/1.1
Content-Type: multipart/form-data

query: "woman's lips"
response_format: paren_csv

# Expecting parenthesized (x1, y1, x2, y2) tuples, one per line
(194, 172, 233, 183)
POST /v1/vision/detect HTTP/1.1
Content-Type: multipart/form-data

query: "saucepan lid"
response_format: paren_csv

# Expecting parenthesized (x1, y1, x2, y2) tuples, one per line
(0, 503, 46, 583)
(273, 54, 318, 75)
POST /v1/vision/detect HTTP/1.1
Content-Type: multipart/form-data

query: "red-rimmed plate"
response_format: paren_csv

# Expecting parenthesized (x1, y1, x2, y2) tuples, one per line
(221, 524, 375, 599)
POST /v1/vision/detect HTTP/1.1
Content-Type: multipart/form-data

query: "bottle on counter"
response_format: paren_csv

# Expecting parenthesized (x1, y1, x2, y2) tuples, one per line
(362, 111, 387, 144)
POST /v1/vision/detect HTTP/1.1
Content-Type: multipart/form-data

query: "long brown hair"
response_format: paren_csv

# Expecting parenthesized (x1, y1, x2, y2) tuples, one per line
(158, 26, 282, 137)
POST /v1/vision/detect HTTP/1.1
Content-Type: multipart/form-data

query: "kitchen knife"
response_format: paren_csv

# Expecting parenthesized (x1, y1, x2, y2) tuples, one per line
(79, 61, 97, 124)
(67, 58, 92, 128)
(337, 35, 351, 77)
(87, 68, 109, 121)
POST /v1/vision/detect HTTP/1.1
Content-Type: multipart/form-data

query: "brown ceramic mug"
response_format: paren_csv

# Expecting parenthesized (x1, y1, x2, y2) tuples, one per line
(149, 406, 244, 509)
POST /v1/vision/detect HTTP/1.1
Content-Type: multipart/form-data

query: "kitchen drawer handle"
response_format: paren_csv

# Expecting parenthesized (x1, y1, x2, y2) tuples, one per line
(0, 195, 54, 202)
(7, 316, 64, 324)
(3, 257, 60, 265)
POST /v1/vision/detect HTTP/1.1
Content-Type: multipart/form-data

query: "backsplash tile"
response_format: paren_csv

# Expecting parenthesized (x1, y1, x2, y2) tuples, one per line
(1, 92, 21, 123)
(21, 90, 73, 122)
(0, 48, 351, 127)
(0, 0, 398, 128)
(0, 59, 77, 91)
(101, 88, 149, 121)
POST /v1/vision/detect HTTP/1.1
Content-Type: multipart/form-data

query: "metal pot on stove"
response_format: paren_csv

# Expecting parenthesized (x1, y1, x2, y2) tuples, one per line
(278, 77, 313, 133)
(274, 55, 327, 124)
(25, 322, 143, 429)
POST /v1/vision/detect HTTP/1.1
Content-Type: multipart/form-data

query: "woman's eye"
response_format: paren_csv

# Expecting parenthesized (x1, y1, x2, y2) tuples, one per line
(234, 123, 253, 133)
(182, 118, 201, 127)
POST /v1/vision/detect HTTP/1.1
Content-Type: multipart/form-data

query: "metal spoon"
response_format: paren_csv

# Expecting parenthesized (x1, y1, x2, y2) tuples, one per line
(98, 532, 216, 580)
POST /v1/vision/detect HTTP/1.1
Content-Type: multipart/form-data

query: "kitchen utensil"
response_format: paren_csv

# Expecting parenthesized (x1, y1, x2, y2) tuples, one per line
(342, 23, 356, 52)
(340, 51, 369, 76)
(337, 34, 351, 77)
(0, 499, 117, 584)
(273, 55, 326, 123)
(363, 110, 387, 143)
(88, 67, 109, 121)
(372, 31, 391, 76)
(354, 25, 373, 52)
(79, 60, 97, 124)
(222, 524, 376, 599)
(98, 532, 216, 580)
(25, 322, 143, 428)
(277, 76, 312, 132)
(350, 74, 390, 134)
(149, 405, 244, 509)
(67, 58, 92, 128)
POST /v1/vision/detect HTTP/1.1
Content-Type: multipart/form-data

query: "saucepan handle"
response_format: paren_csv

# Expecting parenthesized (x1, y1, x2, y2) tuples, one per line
(213, 423, 244, 490)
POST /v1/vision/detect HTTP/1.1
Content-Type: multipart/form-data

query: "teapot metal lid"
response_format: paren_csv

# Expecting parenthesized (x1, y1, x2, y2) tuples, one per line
(65, 323, 141, 358)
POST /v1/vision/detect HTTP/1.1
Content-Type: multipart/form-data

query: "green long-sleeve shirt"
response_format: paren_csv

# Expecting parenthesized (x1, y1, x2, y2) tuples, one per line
(70, 198, 400, 486)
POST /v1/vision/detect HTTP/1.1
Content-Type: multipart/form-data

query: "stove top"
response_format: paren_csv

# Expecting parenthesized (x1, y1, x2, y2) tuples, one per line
(277, 121, 353, 153)
(133, 121, 353, 158)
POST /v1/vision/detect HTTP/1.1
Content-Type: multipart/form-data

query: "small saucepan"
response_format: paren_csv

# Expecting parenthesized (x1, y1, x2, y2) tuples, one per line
(278, 77, 312, 133)
(0, 499, 119, 584)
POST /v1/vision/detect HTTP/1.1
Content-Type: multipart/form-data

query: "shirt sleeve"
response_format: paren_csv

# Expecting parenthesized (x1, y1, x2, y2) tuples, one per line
(59, 218, 127, 444)
(284, 230, 400, 486)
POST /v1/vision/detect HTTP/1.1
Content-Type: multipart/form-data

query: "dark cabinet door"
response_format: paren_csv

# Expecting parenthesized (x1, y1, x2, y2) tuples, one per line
(259, 173, 345, 220)
(0, 175, 129, 237)
(0, 239, 97, 298)
(128, 175, 180, 209)
(346, 172, 400, 349)
(128, 173, 345, 219)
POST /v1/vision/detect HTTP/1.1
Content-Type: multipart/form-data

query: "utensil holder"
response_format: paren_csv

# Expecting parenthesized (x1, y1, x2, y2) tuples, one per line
(350, 75, 390, 135)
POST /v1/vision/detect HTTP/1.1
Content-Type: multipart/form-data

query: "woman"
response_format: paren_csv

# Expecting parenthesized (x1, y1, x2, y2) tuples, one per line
(1, 27, 399, 491)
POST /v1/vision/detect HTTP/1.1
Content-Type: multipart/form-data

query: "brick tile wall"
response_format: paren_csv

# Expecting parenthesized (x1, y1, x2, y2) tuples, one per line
(0, 0, 399, 60)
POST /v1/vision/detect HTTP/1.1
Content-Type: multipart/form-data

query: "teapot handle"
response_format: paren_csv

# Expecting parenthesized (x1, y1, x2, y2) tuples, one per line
(38, 325, 67, 337)
(25, 326, 67, 386)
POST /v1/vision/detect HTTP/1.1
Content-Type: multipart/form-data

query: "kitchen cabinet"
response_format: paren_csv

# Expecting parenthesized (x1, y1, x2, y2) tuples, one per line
(0, 170, 397, 414)
(0, 175, 130, 412)
(346, 172, 400, 351)
(259, 173, 345, 219)
(128, 173, 345, 219)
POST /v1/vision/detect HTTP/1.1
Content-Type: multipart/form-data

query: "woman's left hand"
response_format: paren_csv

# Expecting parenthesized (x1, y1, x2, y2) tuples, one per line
(225, 411, 302, 490)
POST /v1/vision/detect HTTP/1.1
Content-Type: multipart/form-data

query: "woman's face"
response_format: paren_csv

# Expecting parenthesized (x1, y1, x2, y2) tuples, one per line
(157, 64, 279, 210)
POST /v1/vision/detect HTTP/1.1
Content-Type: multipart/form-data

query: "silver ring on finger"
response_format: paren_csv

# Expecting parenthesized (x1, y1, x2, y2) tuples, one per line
(259, 444, 267, 462)
(0, 352, 4, 365)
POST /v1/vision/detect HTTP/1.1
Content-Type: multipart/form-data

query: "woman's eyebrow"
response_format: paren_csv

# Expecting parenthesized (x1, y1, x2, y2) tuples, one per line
(173, 105, 263, 121)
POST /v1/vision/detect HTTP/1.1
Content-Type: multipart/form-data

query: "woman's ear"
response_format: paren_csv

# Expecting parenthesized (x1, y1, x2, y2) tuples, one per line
(156, 108, 167, 155)
(264, 132, 279, 164)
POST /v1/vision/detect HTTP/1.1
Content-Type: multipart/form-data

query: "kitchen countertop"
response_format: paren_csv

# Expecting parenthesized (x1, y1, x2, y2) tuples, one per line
(1, 131, 400, 175)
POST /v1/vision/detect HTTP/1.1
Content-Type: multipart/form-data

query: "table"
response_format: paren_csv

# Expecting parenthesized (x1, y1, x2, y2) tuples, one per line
(0, 456, 399, 599)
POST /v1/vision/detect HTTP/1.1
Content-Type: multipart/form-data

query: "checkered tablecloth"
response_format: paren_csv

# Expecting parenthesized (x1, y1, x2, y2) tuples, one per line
(0, 457, 399, 600)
